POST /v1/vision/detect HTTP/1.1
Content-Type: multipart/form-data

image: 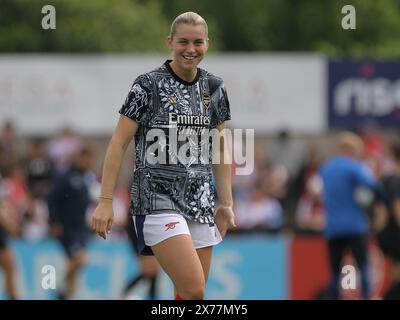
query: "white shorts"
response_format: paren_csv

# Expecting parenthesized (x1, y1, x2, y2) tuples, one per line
(132, 213, 222, 256)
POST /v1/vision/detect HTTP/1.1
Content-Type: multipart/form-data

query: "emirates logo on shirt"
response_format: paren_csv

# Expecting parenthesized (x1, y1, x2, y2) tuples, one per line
(169, 113, 210, 126)
(168, 112, 210, 135)
(165, 221, 180, 231)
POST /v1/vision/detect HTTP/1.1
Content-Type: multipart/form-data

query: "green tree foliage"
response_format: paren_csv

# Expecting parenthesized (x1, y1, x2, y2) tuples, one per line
(1, 0, 400, 57)
(160, 0, 400, 57)
(0, 0, 169, 52)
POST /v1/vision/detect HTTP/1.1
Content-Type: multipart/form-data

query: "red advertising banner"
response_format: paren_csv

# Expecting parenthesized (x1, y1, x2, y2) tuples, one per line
(289, 235, 393, 300)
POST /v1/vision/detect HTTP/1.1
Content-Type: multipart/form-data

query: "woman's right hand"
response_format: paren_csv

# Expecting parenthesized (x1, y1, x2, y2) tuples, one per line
(91, 200, 114, 240)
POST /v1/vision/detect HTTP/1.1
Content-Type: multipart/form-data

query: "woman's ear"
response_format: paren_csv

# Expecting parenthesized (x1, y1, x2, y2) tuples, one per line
(206, 37, 210, 50)
(166, 36, 173, 50)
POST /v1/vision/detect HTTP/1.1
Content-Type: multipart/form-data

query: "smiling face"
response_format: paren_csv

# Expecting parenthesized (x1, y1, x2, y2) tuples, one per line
(167, 23, 209, 82)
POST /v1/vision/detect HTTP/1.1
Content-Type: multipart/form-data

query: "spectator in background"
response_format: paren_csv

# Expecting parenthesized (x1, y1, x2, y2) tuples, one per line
(320, 131, 386, 300)
(100, 186, 160, 300)
(122, 215, 159, 300)
(375, 142, 400, 299)
(360, 122, 384, 160)
(267, 129, 305, 179)
(232, 148, 267, 204)
(25, 139, 54, 199)
(0, 174, 21, 299)
(22, 139, 53, 241)
(293, 145, 325, 233)
(234, 180, 284, 233)
(47, 146, 94, 300)
(266, 129, 305, 217)
(359, 122, 387, 179)
(1, 164, 28, 217)
(2, 163, 49, 242)
(47, 127, 82, 172)
(0, 121, 17, 175)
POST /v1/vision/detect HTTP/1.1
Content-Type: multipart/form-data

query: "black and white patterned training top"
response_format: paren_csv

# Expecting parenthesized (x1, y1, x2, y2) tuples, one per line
(119, 60, 231, 224)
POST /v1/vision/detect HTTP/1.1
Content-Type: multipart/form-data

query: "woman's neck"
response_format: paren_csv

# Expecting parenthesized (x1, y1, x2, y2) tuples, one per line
(170, 61, 197, 83)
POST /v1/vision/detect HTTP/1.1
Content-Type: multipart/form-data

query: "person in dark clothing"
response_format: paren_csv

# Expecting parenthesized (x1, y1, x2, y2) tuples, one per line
(47, 146, 94, 300)
(122, 216, 159, 300)
(376, 142, 400, 299)
(25, 139, 54, 199)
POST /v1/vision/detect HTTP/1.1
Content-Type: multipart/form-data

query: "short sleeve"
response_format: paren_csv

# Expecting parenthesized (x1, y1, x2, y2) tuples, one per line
(354, 163, 375, 185)
(119, 74, 152, 125)
(211, 82, 231, 128)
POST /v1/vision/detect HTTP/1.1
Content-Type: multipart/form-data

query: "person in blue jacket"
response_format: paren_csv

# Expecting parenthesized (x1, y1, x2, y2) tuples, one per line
(320, 131, 385, 300)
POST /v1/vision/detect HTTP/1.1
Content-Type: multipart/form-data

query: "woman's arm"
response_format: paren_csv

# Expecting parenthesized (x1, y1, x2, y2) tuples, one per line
(91, 115, 139, 239)
(212, 123, 236, 237)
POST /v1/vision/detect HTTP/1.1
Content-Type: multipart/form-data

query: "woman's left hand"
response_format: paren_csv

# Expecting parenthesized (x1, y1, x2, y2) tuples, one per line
(215, 206, 236, 238)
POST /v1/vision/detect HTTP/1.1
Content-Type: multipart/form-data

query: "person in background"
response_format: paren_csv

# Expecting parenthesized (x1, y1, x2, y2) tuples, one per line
(25, 139, 54, 200)
(0, 121, 18, 175)
(0, 197, 20, 300)
(234, 180, 284, 233)
(47, 146, 94, 300)
(109, 186, 160, 300)
(23, 139, 53, 241)
(320, 131, 386, 300)
(293, 145, 325, 234)
(375, 142, 400, 299)
(47, 127, 82, 172)
(122, 215, 159, 300)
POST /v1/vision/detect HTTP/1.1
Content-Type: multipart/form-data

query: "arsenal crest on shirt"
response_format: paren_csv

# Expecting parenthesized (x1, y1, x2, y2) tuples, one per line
(202, 94, 211, 108)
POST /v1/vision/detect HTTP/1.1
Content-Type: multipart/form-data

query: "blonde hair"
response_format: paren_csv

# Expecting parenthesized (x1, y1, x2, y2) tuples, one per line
(337, 131, 364, 158)
(170, 12, 208, 38)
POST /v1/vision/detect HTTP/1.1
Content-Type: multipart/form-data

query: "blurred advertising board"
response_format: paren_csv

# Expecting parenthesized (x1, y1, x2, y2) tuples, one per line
(1, 235, 287, 300)
(203, 54, 326, 134)
(1, 235, 391, 300)
(0, 55, 325, 135)
(328, 60, 400, 129)
(289, 235, 392, 299)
